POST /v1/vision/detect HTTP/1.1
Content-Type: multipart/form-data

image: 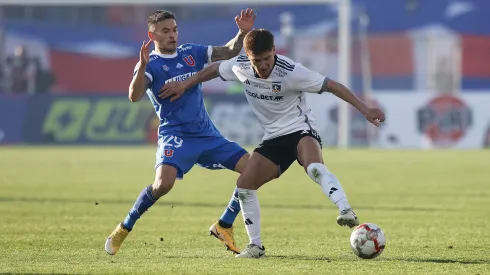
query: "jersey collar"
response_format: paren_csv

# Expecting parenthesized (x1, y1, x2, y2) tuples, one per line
(253, 55, 278, 79)
(150, 50, 178, 59)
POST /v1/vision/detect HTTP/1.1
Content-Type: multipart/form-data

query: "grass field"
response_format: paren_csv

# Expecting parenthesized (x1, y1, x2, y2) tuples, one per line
(1, 147, 489, 274)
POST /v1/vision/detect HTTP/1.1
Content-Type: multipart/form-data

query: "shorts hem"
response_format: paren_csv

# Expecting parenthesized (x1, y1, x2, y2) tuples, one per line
(222, 149, 248, 171)
(155, 162, 184, 180)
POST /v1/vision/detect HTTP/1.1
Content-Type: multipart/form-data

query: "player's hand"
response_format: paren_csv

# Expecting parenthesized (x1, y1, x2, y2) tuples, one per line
(364, 108, 386, 127)
(140, 40, 152, 66)
(159, 81, 186, 102)
(235, 8, 256, 33)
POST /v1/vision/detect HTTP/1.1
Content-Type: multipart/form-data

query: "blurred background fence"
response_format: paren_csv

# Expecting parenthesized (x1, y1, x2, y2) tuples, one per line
(0, 0, 489, 148)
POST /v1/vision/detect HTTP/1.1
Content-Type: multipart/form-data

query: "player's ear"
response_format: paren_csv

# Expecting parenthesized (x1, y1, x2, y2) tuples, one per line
(148, 32, 154, 41)
(271, 46, 276, 55)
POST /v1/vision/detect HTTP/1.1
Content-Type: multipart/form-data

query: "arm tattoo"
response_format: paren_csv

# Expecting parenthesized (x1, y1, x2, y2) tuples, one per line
(211, 30, 247, 62)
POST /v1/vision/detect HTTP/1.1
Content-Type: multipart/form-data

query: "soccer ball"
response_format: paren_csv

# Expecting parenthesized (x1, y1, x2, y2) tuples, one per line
(349, 223, 386, 259)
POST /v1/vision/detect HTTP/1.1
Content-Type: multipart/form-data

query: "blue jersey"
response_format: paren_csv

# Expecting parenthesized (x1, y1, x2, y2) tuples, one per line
(134, 43, 219, 138)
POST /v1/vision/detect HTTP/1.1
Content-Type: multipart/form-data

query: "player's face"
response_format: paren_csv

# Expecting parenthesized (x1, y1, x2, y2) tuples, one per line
(149, 19, 178, 54)
(247, 48, 276, 79)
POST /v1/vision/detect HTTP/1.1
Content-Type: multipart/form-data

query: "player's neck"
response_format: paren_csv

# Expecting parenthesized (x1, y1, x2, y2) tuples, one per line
(155, 48, 176, 56)
(254, 68, 273, 79)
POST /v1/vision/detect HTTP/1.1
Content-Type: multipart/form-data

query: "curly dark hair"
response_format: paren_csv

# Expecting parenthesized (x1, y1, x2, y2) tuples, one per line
(244, 29, 275, 54)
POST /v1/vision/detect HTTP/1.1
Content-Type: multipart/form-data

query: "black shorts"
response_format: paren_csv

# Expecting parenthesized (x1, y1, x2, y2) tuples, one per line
(254, 129, 322, 176)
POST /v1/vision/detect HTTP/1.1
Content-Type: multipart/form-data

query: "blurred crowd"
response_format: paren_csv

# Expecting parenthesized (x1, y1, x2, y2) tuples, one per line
(0, 5, 241, 94)
(0, 5, 240, 26)
(0, 46, 54, 94)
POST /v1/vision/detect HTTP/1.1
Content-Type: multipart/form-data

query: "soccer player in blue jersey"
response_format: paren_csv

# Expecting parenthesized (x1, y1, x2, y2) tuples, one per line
(105, 9, 256, 255)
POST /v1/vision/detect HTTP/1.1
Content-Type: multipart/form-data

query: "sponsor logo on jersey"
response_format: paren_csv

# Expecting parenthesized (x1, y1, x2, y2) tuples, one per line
(179, 45, 193, 51)
(162, 65, 169, 71)
(245, 90, 284, 101)
(243, 79, 269, 90)
(176, 63, 184, 69)
(239, 63, 250, 70)
(164, 72, 197, 84)
(274, 67, 288, 77)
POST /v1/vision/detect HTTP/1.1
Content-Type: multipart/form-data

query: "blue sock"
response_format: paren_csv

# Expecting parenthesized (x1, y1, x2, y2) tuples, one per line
(122, 185, 157, 231)
(218, 188, 241, 228)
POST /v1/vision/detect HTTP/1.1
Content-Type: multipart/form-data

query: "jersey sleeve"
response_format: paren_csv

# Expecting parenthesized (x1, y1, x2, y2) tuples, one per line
(218, 57, 239, 82)
(289, 63, 326, 93)
(133, 61, 153, 89)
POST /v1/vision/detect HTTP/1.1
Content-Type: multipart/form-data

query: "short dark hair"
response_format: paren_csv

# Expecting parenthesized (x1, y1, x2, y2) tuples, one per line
(147, 10, 176, 30)
(244, 29, 275, 54)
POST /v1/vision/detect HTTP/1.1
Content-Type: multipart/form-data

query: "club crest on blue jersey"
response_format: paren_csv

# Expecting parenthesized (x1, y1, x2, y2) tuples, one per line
(272, 82, 282, 93)
(183, 55, 196, 67)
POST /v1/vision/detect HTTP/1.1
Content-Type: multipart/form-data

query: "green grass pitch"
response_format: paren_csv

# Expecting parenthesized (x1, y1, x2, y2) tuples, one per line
(1, 147, 489, 274)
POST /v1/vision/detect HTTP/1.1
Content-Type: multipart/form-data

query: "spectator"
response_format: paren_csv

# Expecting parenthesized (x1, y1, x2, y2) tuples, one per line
(4, 46, 38, 94)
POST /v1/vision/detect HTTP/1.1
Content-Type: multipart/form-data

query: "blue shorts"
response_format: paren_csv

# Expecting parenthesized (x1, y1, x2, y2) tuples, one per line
(155, 134, 248, 179)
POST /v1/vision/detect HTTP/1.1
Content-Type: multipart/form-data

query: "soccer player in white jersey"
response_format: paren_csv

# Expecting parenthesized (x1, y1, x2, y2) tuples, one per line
(161, 29, 386, 258)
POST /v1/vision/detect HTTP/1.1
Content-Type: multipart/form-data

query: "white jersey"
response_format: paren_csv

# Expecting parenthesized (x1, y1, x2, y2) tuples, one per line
(219, 54, 326, 140)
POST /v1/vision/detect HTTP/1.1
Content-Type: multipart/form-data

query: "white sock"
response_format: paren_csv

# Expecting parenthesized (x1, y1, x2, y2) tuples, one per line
(306, 163, 351, 212)
(237, 188, 262, 247)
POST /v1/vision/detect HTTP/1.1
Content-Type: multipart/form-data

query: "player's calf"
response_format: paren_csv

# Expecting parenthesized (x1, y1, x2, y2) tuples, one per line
(151, 176, 174, 198)
(306, 163, 359, 228)
(306, 163, 356, 220)
(105, 165, 178, 255)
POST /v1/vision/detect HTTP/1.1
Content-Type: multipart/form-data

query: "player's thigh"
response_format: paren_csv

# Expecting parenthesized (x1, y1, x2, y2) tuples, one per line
(297, 132, 324, 170)
(232, 153, 251, 174)
(253, 135, 297, 178)
(196, 136, 249, 173)
(155, 134, 200, 181)
(236, 151, 278, 190)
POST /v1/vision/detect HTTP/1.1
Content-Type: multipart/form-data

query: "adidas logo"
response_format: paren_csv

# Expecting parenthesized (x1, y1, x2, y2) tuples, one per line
(176, 63, 184, 68)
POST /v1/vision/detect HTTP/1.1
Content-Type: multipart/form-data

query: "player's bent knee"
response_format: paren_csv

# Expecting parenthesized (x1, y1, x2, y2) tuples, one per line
(152, 164, 178, 198)
(234, 153, 251, 174)
(152, 178, 174, 198)
(297, 137, 323, 170)
(236, 173, 258, 190)
(302, 159, 323, 172)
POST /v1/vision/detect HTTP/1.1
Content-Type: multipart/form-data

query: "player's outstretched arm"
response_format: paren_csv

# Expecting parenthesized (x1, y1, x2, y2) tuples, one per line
(129, 40, 152, 102)
(159, 62, 221, 102)
(210, 8, 256, 62)
(322, 78, 386, 126)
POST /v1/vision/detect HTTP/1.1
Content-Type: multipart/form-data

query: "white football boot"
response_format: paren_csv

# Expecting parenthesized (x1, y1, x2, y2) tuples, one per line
(336, 208, 359, 228)
(235, 244, 265, 258)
